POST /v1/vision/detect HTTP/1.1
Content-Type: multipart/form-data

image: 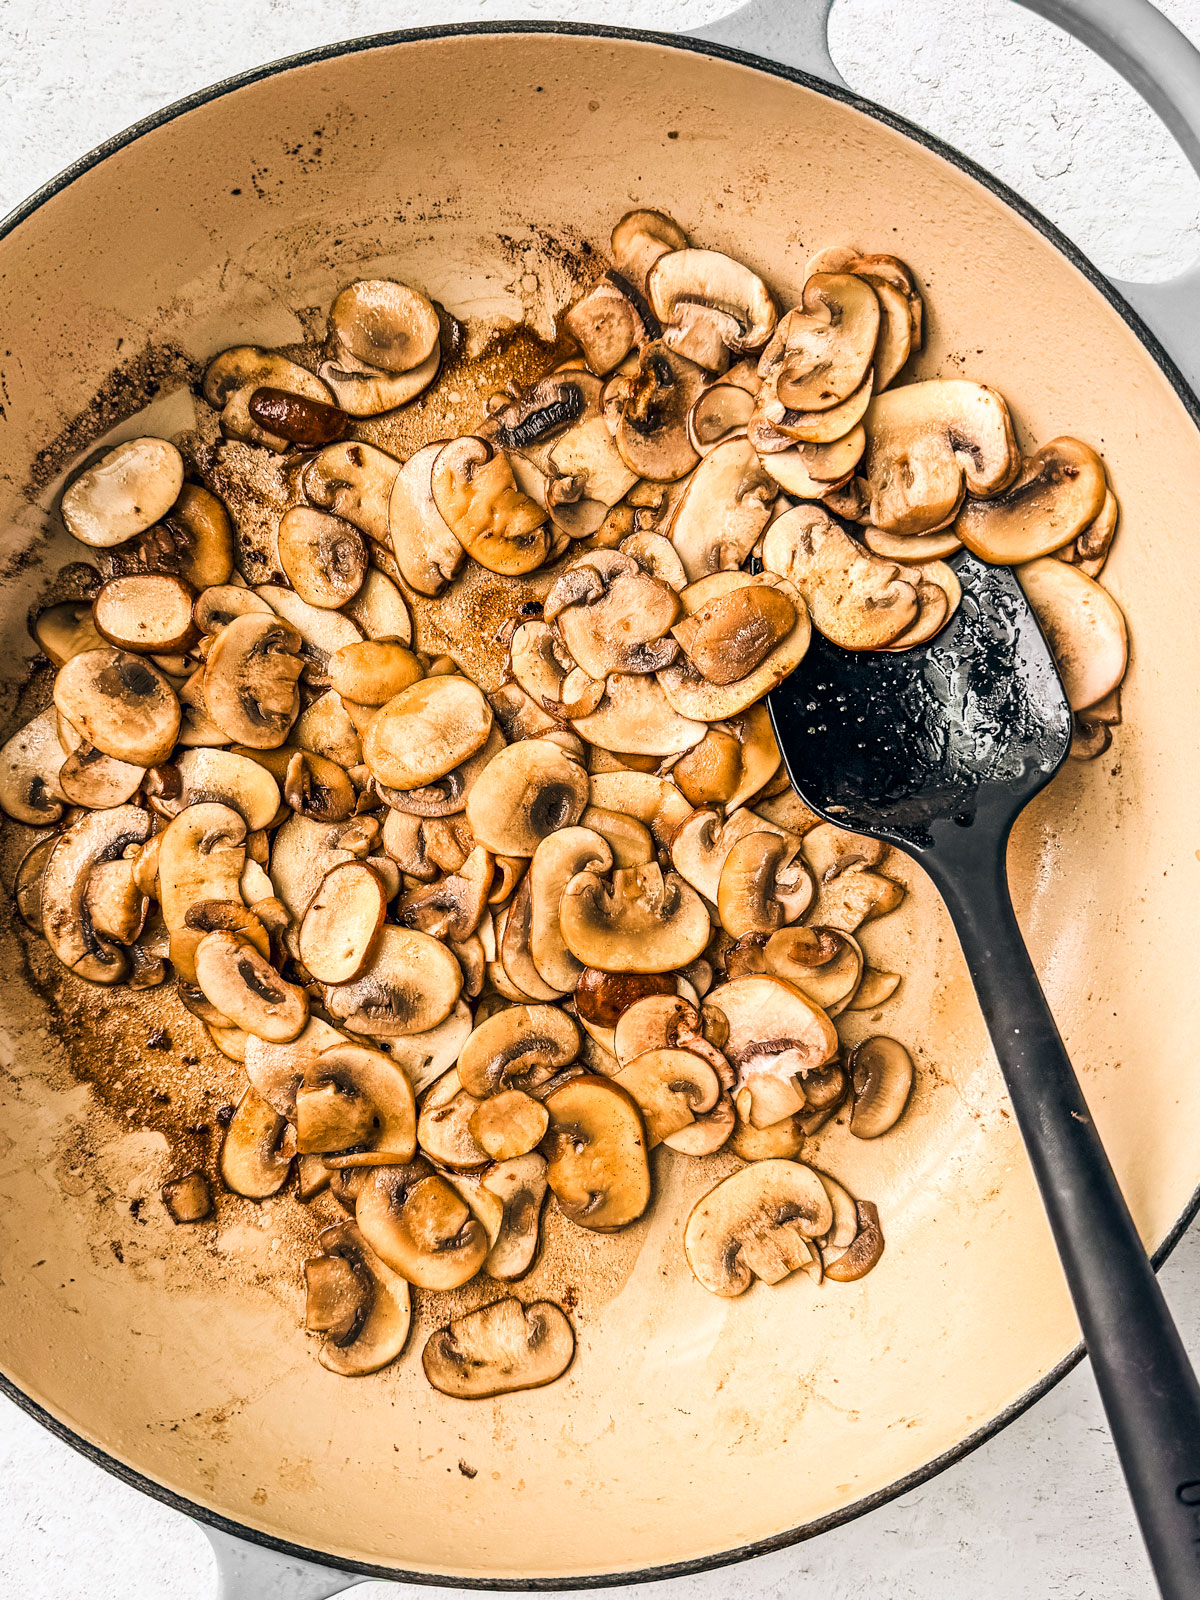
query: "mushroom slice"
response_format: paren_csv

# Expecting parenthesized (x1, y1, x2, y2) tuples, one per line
(547, 417, 639, 511)
(293, 690, 363, 770)
(704, 974, 839, 1127)
(324, 924, 462, 1036)
(670, 805, 800, 902)
(801, 821, 887, 883)
(219, 1085, 295, 1198)
(298, 861, 387, 982)
(465, 737, 588, 856)
(509, 619, 574, 713)
(572, 673, 707, 758)
(156, 801, 247, 980)
(759, 428, 866, 500)
(613, 343, 708, 483)
(564, 277, 643, 375)
(304, 441, 400, 544)
(255, 585, 365, 673)
(657, 572, 810, 719)
(374, 725, 504, 821)
(469, 1091, 550, 1161)
(458, 1003, 580, 1098)
(545, 551, 680, 677)
(849, 1036, 914, 1138)
(398, 845, 493, 941)
(542, 1074, 651, 1232)
(307, 1220, 411, 1376)
(1017, 558, 1128, 711)
(730, 1096, 806, 1162)
(869, 278, 915, 390)
(862, 379, 1018, 536)
(61, 438, 184, 547)
(54, 648, 180, 766)
(761, 505, 918, 649)
(577, 805, 654, 868)
(328, 640, 422, 708)
(296, 1041, 416, 1166)
(276, 507, 367, 609)
(672, 581, 798, 686)
(92, 573, 198, 655)
(269, 812, 377, 922)
(431, 437, 549, 575)
(717, 830, 814, 937)
(387, 1000, 475, 1097)
(687, 384, 756, 454)
(33, 600, 106, 668)
(614, 1047, 720, 1147)
(386, 441, 467, 596)
(58, 741, 146, 809)
(161, 1171, 213, 1225)
(648, 249, 776, 369)
(140, 481, 234, 590)
(423, 1297, 574, 1398)
(1059, 485, 1119, 579)
(586, 770, 692, 848)
(194, 930, 308, 1042)
(202, 347, 334, 451)
(684, 1158, 832, 1295)
(812, 867, 905, 934)
(862, 525, 963, 563)
(955, 437, 1107, 564)
(14, 835, 57, 934)
(0, 708, 69, 824)
(364, 676, 492, 791)
(356, 1164, 489, 1289)
(763, 277, 880, 412)
(345, 569, 412, 647)
(574, 969, 676, 1032)
(764, 926, 863, 1016)
(529, 827, 613, 993)
(203, 614, 304, 748)
(662, 1092, 735, 1156)
(823, 1199, 886, 1282)
(193, 585, 274, 637)
(668, 436, 777, 582)
(722, 703, 783, 811)
(610, 208, 689, 291)
(319, 344, 440, 416)
(846, 967, 902, 1010)
(559, 862, 710, 975)
(330, 279, 440, 374)
(41, 805, 152, 982)
(483, 1154, 549, 1280)
(175, 747, 280, 830)
(754, 367, 874, 448)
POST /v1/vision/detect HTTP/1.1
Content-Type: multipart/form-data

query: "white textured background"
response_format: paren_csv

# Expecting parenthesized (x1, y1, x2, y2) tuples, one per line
(2, 1, 1200, 1596)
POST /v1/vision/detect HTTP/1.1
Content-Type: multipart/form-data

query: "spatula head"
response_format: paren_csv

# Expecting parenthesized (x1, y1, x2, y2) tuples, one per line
(766, 552, 1073, 854)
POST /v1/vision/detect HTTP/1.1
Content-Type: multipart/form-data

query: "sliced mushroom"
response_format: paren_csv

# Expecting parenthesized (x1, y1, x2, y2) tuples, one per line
(577, 804, 655, 867)
(219, 1084, 295, 1198)
(54, 649, 180, 766)
(722, 703, 783, 811)
(862, 525, 963, 563)
(586, 770, 693, 848)
(398, 845, 493, 941)
(527, 826, 613, 993)
(811, 867, 905, 934)
(296, 1041, 416, 1166)
(243, 1015, 347, 1118)
(293, 690, 363, 770)
(247, 387, 349, 447)
(161, 1171, 213, 1225)
(269, 812, 377, 922)
(610, 208, 689, 291)
(306, 1220, 412, 1376)
(386, 1000, 475, 1097)
(1017, 557, 1128, 711)
(385, 441, 467, 596)
(193, 584, 274, 636)
(614, 1047, 720, 1147)
(1059, 484, 1119, 579)
(303, 441, 401, 544)
(255, 584, 364, 672)
(667, 436, 777, 582)
(764, 276, 880, 411)
(482, 1154, 549, 1280)
(324, 924, 462, 1036)
(458, 1003, 581, 1097)
(687, 383, 757, 454)
(547, 416, 639, 513)
(849, 1035, 914, 1138)
(298, 861, 387, 982)
(0, 708, 69, 823)
(202, 347, 335, 451)
(194, 930, 308, 1042)
(613, 343, 708, 481)
(464, 737, 588, 856)
(469, 1090, 550, 1162)
(761, 505, 917, 649)
(729, 1097, 806, 1162)
(754, 365, 874, 448)
(356, 1163, 489, 1289)
(672, 582, 798, 687)
(498, 876, 567, 1001)
(140, 482, 235, 590)
(845, 967, 902, 1010)
(330, 279, 440, 374)
(431, 437, 549, 575)
(344, 569, 413, 646)
(955, 437, 1107, 564)
(32, 600, 105, 668)
(174, 747, 281, 830)
(375, 725, 505, 821)
(327, 640, 422, 708)
(564, 276, 644, 374)
(861, 379, 1018, 536)
(823, 1198, 886, 1282)
(61, 438, 184, 547)
(801, 821, 887, 884)
(40, 805, 152, 982)
(657, 572, 810, 719)
(684, 1158, 832, 1296)
(759, 429, 866, 499)
(277, 507, 367, 609)
(545, 551, 680, 677)
(364, 676, 493, 791)
(202, 614, 304, 748)
(559, 862, 710, 974)
(156, 801, 247, 981)
(648, 249, 776, 369)
(318, 345, 440, 416)
(423, 1296, 574, 1398)
(542, 1074, 651, 1232)
(704, 974, 839, 1127)
(573, 969, 676, 1032)
(58, 740, 146, 809)
(92, 573, 198, 656)
(569, 669, 706, 757)
(13, 835, 57, 934)
(670, 805, 799, 901)
(763, 926, 863, 1015)
(717, 830, 813, 937)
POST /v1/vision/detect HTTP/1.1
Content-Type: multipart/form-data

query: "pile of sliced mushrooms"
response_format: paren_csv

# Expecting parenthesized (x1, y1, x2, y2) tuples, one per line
(0, 209, 1128, 1396)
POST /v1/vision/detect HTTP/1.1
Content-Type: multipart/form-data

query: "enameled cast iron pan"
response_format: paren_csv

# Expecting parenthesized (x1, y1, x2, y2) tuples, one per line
(3, 2, 1200, 1593)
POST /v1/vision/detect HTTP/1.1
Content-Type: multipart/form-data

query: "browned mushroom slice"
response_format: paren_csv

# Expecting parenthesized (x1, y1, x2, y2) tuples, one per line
(542, 1074, 651, 1232)
(717, 831, 813, 937)
(610, 208, 689, 291)
(862, 525, 963, 563)
(244, 386, 348, 447)
(668, 438, 777, 583)
(296, 1040, 416, 1167)
(363, 676, 492, 791)
(560, 862, 710, 975)
(811, 867, 905, 934)
(1058, 485, 1119, 579)
(318, 344, 440, 417)
(294, 690, 363, 770)
(763, 926, 863, 1016)
(955, 437, 1107, 564)
(761, 276, 879, 412)
(845, 967, 902, 1010)
(613, 342, 707, 482)
(297, 862, 387, 983)
(202, 346, 335, 451)
(760, 506, 917, 650)
(92, 573, 197, 656)
(303, 441, 400, 545)
(545, 551, 680, 678)
(83, 854, 148, 946)
(672, 584, 798, 686)
(1017, 558, 1128, 711)
(801, 821, 888, 883)
(161, 1170, 213, 1224)
(684, 1158, 833, 1296)
(14, 835, 57, 934)
(647, 249, 776, 370)
(137, 481, 234, 590)
(330, 279, 440, 374)
(423, 1297, 574, 1398)
(459, 1004, 580, 1098)
(469, 1090, 550, 1161)
(464, 737, 588, 856)
(729, 1095, 806, 1162)
(356, 1164, 489, 1289)
(328, 640, 422, 708)
(268, 812, 378, 923)
(398, 845, 492, 942)
(255, 584, 365, 673)
(324, 924, 462, 1036)
(219, 1084, 295, 1198)
(306, 1219, 412, 1376)
(155, 801, 246, 981)
(192, 584, 274, 637)
(61, 438, 184, 547)
(384, 441, 467, 596)
(32, 599, 104, 668)
(614, 1047, 720, 1146)
(586, 770, 693, 849)
(528, 827, 613, 993)
(195, 930, 308, 1042)
(243, 1016, 347, 1117)
(823, 1199, 886, 1282)
(54, 649, 180, 767)
(202, 614, 304, 749)
(53, 734, 143, 809)
(576, 805, 654, 869)
(568, 672, 707, 759)
(669, 805, 799, 902)
(276, 506, 367, 609)
(40, 805, 153, 983)
(573, 969, 676, 1030)
(687, 384, 757, 455)
(174, 747, 280, 830)
(704, 974, 839, 1127)
(482, 1154, 548, 1280)
(565, 277, 643, 375)
(431, 437, 549, 575)
(0, 709, 68, 824)
(849, 1036, 914, 1138)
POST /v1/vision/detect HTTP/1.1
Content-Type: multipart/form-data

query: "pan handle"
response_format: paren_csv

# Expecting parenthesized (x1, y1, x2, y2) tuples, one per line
(690, 0, 1200, 397)
(202, 1525, 368, 1600)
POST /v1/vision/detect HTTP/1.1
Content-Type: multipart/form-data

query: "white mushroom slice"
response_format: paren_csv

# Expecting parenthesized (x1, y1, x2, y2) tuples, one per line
(54, 648, 181, 768)
(761, 505, 918, 650)
(586, 770, 692, 847)
(483, 1155, 548, 1280)
(648, 249, 776, 368)
(386, 999, 474, 1096)
(801, 821, 887, 883)
(269, 813, 377, 922)
(469, 1091, 550, 1162)
(849, 1035, 914, 1138)
(397, 845, 493, 942)
(717, 830, 814, 936)
(330, 279, 440, 374)
(845, 967, 902, 1010)
(298, 862, 387, 983)
(509, 620, 574, 712)
(431, 437, 549, 575)
(293, 690, 363, 769)
(386, 441, 467, 596)
(0, 707, 69, 823)
(465, 737, 588, 856)
(202, 347, 335, 451)
(613, 343, 708, 482)
(364, 676, 492, 791)
(306, 1220, 411, 1377)
(175, 747, 281, 830)
(722, 703, 783, 812)
(615, 1047, 720, 1146)
(1059, 484, 1120, 579)
(296, 1041, 417, 1166)
(704, 974, 839, 1127)
(619, 529, 689, 592)
(423, 1297, 574, 1398)
(193, 585, 274, 636)
(1017, 558, 1128, 711)
(304, 441, 401, 544)
(569, 672, 707, 757)
(60, 438, 184, 548)
(548, 416, 639, 511)
(955, 437, 1107, 564)
(195, 930, 308, 1042)
(577, 804, 654, 867)
(319, 344, 440, 417)
(687, 383, 756, 454)
(862, 379, 1018, 536)
(759, 428, 866, 500)
(546, 550, 680, 678)
(564, 277, 641, 375)
(324, 924, 462, 1036)
(863, 525, 964, 562)
(560, 862, 710, 974)
(276, 507, 367, 609)
(458, 1004, 580, 1098)
(34, 601, 106, 667)
(668, 436, 777, 582)
(417, 1068, 490, 1170)
(529, 827, 614, 993)
(658, 572, 811, 719)
(244, 1016, 348, 1117)
(684, 1159, 832, 1295)
(93, 573, 198, 655)
(220, 1085, 295, 1198)
(40, 805, 152, 983)
(542, 1074, 651, 1231)
(760, 277, 879, 412)
(356, 1164, 489, 1290)
(610, 208, 689, 291)
(344, 569, 412, 647)
(328, 641, 421, 708)
(57, 742, 146, 809)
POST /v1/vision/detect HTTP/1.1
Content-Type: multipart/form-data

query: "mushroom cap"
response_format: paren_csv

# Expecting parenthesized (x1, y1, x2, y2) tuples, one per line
(542, 1074, 651, 1232)
(296, 1040, 417, 1166)
(704, 974, 839, 1127)
(60, 438, 184, 548)
(955, 437, 1107, 564)
(823, 1199, 886, 1282)
(559, 862, 710, 975)
(329, 279, 441, 375)
(457, 1003, 581, 1098)
(328, 640, 423, 707)
(465, 737, 589, 856)
(364, 675, 493, 791)
(175, 746, 281, 831)
(422, 1297, 575, 1398)
(356, 1165, 489, 1290)
(546, 551, 681, 678)
(667, 436, 777, 582)
(761, 505, 919, 650)
(1016, 557, 1128, 711)
(387, 441, 467, 596)
(324, 923, 463, 1037)
(613, 343, 707, 483)
(41, 804, 153, 984)
(308, 1220, 412, 1377)
(54, 648, 181, 767)
(202, 614, 304, 749)
(684, 1158, 833, 1296)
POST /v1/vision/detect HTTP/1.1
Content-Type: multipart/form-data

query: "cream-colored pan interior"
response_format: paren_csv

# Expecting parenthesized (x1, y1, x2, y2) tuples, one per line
(0, 29, 1198, 1584)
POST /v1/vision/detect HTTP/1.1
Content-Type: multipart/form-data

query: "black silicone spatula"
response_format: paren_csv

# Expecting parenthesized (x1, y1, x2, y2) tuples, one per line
(768, 549, 1200, 1600)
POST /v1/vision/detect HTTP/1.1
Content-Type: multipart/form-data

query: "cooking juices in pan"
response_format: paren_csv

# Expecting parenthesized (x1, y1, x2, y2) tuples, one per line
(0, 207, 1127, 1396)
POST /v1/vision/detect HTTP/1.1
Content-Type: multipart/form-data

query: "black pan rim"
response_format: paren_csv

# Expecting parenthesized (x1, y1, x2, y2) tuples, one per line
(1, 17, 1196, 1590)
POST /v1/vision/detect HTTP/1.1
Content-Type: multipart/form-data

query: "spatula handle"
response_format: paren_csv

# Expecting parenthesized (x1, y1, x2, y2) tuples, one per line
(934, 841, 1200, 1600)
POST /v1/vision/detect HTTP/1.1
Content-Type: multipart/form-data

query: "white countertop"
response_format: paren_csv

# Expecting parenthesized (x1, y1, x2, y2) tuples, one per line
(2, 2, 1199, 1595)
